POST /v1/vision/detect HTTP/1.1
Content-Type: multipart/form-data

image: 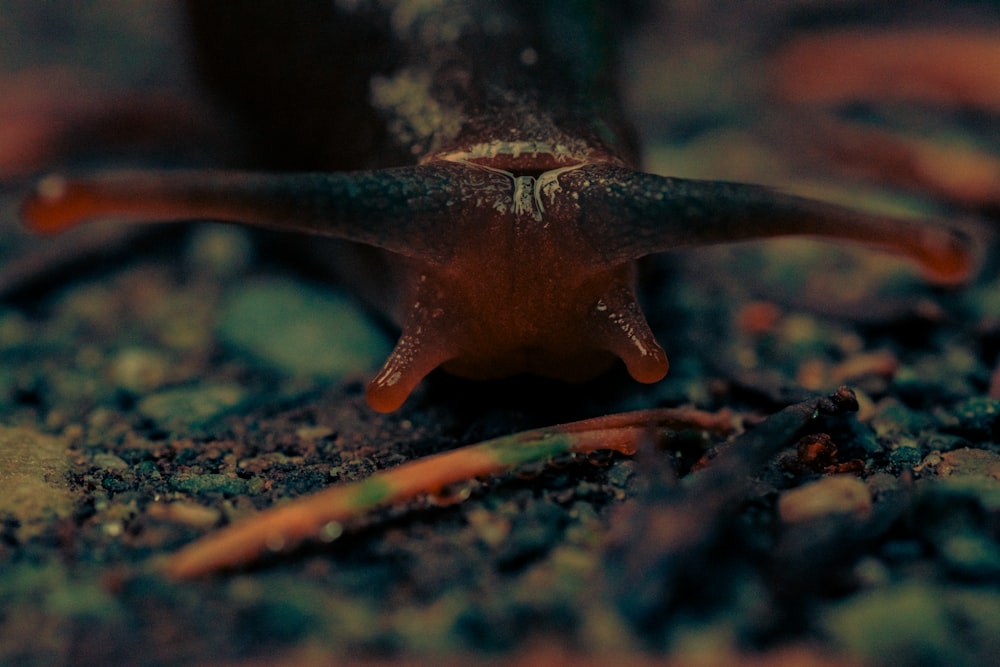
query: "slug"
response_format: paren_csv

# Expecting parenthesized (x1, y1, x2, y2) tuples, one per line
(20, 0, 973, 414)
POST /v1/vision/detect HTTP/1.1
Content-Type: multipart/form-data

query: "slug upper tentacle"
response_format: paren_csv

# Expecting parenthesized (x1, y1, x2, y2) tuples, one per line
(21, 166, 482, 264)
(568, 165, 974, 285)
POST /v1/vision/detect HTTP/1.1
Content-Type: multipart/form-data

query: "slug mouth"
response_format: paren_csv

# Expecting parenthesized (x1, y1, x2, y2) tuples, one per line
(438, 347, 618, 383)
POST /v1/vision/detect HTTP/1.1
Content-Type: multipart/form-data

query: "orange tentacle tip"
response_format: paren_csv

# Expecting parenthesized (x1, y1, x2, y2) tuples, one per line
(21, 174, 92, 234)
(915, 226, 978, 287)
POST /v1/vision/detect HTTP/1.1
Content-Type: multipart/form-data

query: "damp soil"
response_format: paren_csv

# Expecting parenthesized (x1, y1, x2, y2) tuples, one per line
(2, 2, 1000, 665)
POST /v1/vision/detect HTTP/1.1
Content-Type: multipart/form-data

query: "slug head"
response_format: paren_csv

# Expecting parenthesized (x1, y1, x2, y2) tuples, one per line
(21, 159, 974, 412)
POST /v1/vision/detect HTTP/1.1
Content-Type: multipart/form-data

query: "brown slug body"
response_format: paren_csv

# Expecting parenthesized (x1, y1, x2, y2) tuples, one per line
(21, 0, 974, 413)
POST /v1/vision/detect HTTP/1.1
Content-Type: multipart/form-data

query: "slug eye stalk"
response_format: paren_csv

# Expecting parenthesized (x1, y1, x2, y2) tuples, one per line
(571, 165, 975, 286)
(21, 166, 472, 264)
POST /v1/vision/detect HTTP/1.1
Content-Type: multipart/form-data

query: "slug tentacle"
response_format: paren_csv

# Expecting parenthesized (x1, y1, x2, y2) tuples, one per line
(575, 165, 974, 285)
(587, 281, 668, 385)
(367, 325, 455, 412)
(366, 275, 460, 413)
(20, 165, 478, 264)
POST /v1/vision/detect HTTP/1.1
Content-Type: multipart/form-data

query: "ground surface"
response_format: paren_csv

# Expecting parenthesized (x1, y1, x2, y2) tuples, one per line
(1, 1, 1000, 665)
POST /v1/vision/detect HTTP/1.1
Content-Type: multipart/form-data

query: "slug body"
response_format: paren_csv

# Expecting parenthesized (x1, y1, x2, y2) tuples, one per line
(22, 0, 973, 412)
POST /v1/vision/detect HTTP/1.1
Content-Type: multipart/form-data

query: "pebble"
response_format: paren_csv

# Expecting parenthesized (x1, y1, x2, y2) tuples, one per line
(938, 532, 1000, 579)
(137, 382, 248, 431)
(918, 448, 1000, 480)
(0, 426, 74, 539)
(169, 472, 266, 496)
(821, 583, 955, 664)
(888, 439, 924, 469)
(110, 346, 171, 392)
(184, 225, 254, 278)
(90, 452, 130, 472)
(940, 397, 1000, 441)
(0, 309, 32, 347)
(146, 501, 223, 528)
(217, 278, 391, 380)
(778, 475, 872, 523)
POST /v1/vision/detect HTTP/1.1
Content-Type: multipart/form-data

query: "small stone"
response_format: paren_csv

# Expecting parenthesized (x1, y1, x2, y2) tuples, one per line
(940, 397, 1000, 441)
(939, 532, 1000, 579)
(821, 583, 955, 664)
(110, 346, 171, 392)
(168, 472, 264, 497)
(920, 448, 1000, 480)
(217, 278, 390, 381)
(295, 425, 335, 441)
(0, 309, 32, 348)
(778, 475, 872, 523)
(90, 452, 130, 472)
(184, 225, 254, 278)
(466, 507, 511, 548)
(0, 426, 74, 539)
(137, 382, 247, 431)
(146, 501, 222, 528)
(888, 438, 924, 469)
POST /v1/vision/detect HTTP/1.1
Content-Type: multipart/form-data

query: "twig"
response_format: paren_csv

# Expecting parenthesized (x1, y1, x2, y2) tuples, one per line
(164, 406, 737, 579)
